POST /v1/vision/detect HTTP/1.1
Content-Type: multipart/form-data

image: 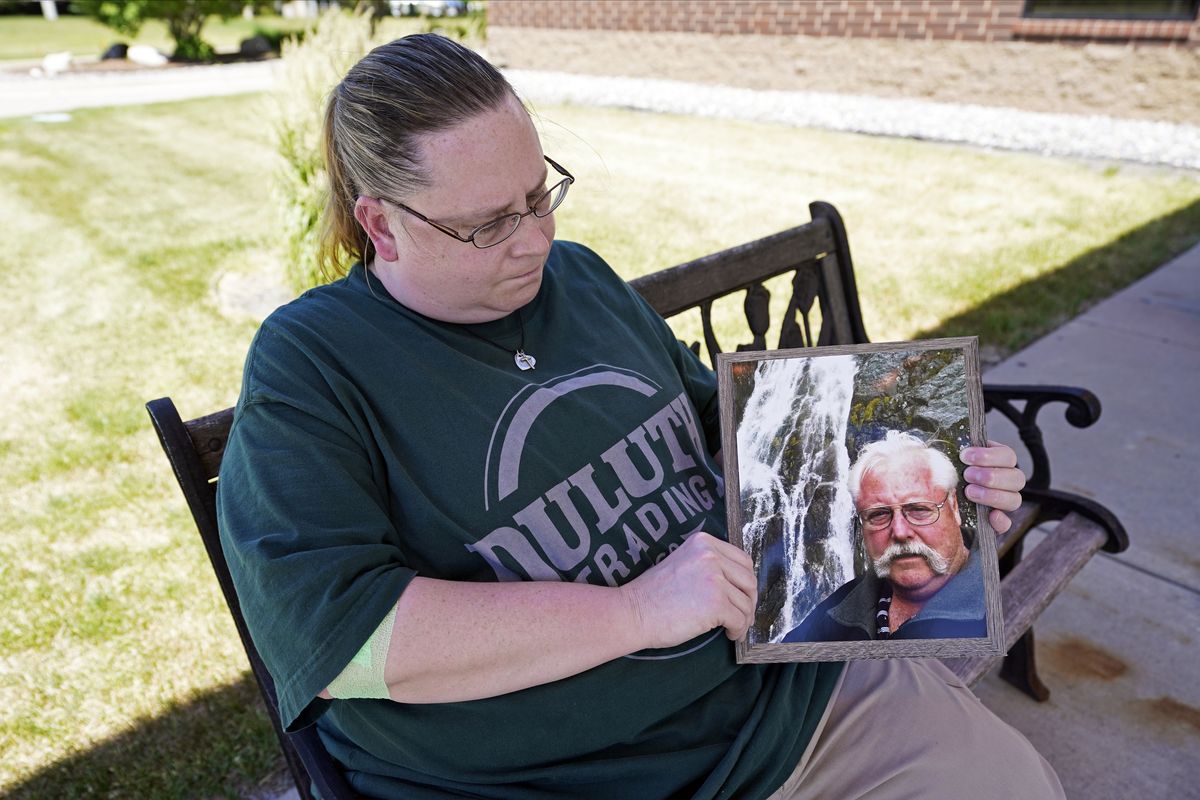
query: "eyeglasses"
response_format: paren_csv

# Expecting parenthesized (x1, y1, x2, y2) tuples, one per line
(386, 156, 574, 249)
(857, 492, 952, 530)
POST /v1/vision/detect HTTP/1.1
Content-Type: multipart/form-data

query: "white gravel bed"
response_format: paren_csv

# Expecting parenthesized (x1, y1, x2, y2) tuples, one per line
(2, 59, 1194, 171)
(506, 69, 1200, 172)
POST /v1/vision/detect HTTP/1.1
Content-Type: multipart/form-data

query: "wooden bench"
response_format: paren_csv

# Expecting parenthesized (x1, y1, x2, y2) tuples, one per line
(146, 200, 1127, 800)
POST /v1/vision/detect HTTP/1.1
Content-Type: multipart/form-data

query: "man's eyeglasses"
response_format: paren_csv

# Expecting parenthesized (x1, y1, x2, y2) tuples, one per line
(386, 156, 574, 249)
(857, 492, 952, 530)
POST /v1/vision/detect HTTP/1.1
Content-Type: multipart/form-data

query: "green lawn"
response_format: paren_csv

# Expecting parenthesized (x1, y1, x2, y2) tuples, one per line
(0, 13, 433, 61)
(0, 92, 1197, 798)
(538, 105, 1200, 362)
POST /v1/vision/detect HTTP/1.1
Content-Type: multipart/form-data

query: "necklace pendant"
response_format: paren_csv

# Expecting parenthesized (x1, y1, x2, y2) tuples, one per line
(514, 350, 536, 371)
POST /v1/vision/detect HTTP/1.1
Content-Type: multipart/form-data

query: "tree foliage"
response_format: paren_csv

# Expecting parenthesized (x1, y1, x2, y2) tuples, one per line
(71, 0, 268, 61)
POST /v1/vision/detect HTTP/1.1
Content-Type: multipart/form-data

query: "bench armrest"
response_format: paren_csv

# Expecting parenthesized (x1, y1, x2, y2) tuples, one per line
(1020, 487, 1129, 554)
(982, 383, 1100, 492)
(943, 510, 1111, 686)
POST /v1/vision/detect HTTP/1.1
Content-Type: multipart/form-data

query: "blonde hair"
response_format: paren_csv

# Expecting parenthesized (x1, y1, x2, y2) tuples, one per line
(318, 34, 517, 277)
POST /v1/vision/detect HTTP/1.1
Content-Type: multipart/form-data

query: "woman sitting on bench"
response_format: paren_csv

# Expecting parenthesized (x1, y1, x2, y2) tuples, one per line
(216, 33, 1061, 799)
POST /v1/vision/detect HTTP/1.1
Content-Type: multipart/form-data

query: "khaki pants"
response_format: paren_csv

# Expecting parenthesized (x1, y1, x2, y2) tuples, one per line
(769, 659, 1065, 800)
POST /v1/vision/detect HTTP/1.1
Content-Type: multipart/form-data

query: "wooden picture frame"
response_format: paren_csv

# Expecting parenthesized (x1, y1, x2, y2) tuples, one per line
(716, 337, 1003, 664)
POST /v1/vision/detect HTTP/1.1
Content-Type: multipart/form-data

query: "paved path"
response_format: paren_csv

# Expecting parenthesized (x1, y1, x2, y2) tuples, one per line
(0, 60, 278, 118)
(5, 59, 1194, 798)
(975, 241, 1200, 799)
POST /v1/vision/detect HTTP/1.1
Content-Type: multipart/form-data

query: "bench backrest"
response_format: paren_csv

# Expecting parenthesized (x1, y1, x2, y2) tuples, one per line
(157, 200, 864, 483)
(630, 201, 868, 359)
(145, 398, 355, 800)
(145, 200, 865, 800)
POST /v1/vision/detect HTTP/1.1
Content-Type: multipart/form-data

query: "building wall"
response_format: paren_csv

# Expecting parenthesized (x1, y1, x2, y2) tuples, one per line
(487, 1, 1200, 124)
(489, 1, 1200, 46)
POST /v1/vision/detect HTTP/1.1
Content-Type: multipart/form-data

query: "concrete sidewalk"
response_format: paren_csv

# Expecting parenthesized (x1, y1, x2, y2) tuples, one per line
(0, 60, 277, 119)
(975, 242, 1200, 798)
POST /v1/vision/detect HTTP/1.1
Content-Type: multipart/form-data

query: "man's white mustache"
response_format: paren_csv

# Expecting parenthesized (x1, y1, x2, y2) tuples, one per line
(872, 540, 951, 578)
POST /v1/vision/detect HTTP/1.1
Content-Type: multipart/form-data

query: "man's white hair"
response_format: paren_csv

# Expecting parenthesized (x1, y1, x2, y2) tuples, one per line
(847, 430, 959, 505)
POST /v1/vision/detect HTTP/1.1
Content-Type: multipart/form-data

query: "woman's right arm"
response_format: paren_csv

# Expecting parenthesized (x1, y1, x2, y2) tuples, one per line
(331, 531, 756, 704)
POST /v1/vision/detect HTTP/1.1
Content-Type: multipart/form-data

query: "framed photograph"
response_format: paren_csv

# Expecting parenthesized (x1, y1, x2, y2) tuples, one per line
(716, 337, 1003, 664)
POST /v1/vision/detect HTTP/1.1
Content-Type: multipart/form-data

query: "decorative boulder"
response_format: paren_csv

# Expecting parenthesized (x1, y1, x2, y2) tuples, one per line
(238, 35, 274, 58)
(127, 45, 168, 67)
(101, 43, 129, 61)
(41, 51, 71, 76)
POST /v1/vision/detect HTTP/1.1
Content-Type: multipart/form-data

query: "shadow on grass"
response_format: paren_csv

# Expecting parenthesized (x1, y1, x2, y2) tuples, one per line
(5, 673, 285, 800)
(916, 198, 1200, 362)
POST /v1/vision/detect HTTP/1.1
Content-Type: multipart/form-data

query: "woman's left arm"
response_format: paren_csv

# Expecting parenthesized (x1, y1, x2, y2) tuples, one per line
(960, 441, 1027, 534)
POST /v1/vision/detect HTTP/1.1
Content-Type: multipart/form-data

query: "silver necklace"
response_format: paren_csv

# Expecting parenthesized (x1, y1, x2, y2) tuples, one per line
(461, 312, 536, 371)
(367, 264, 536, 370)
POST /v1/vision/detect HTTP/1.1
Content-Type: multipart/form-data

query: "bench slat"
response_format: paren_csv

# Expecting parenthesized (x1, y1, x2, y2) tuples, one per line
(943, 512, 1108, 685)
(808, 249, 855, 345)
(630, 220, 836, 319)
(189, 407, 234, 482)
(995, 500, 1041, 561)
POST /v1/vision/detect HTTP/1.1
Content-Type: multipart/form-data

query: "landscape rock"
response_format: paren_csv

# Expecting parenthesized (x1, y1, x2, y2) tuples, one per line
(101, 43, 129, 61)
(239, 35, 274, 58)
(127, 45, 168, 67)
(41, 51, 71, 76)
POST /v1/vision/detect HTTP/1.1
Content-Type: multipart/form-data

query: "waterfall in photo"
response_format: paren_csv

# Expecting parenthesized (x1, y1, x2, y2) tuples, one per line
(737, 355, 858, 641)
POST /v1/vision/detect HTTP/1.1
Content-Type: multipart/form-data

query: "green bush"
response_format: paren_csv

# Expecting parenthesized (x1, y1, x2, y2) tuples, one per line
(249, 23, 304, 52)
(272, 9, 393, 291)
(421, 10, 487, 43)
(70, 0, 268, 61)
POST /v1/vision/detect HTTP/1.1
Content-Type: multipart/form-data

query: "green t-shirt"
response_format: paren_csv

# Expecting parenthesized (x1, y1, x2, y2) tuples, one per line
(218, 241, 842, 799)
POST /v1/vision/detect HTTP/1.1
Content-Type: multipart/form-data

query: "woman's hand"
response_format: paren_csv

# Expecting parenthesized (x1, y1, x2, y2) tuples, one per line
(620, 532, 758, 648)
(961, 441, 1027, 534)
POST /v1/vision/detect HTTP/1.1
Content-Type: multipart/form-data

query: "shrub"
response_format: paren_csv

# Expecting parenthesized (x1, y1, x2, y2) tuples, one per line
(272, 9, 392, 291)
(71, 0, 269, 61)
(421, 9, 487, 43)
(249, 23, 304, 52)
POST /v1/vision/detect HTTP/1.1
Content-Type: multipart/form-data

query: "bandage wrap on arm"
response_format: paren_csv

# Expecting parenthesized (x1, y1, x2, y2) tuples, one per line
(327, 604, 397, 699)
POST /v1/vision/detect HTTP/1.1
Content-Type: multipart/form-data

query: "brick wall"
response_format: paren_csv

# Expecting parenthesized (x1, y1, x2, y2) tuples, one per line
(489, 0, 1199, 46)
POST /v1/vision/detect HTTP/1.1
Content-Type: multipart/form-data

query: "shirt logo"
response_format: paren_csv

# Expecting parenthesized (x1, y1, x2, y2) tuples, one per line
(469, 365, 725, 588)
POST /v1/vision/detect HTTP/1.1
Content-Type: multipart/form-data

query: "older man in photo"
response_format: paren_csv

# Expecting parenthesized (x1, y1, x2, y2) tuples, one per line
(783, 430, 988, 642)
